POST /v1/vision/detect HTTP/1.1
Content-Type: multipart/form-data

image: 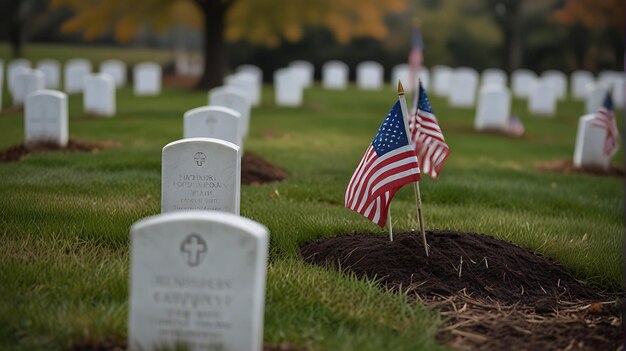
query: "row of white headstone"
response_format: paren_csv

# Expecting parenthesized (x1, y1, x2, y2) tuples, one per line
(1, 58, 163, 110)
(130, 66, 269, 351)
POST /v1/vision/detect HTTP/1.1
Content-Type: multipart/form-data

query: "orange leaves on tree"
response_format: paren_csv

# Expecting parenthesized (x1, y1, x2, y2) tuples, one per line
(552, 0, 625, 29)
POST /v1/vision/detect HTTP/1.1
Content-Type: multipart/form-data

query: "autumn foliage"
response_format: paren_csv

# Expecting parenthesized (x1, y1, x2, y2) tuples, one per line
(552, 0, 625, 29)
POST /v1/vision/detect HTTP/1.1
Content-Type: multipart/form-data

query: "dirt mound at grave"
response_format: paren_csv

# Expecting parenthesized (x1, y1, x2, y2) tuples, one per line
(162, 74, 198, 89)
(242, 152, 288, 185)
(300, 231, 622, 351)
(537, 159, 623, 178)
(0, 139, 122, 163)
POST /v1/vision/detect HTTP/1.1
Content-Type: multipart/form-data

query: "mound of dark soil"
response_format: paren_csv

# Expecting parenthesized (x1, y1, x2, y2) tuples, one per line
(538, 159, 623, 177)
(301, 231, 601, 308)
(242, 152, 288, 185)
(0, 139, 122, 163)
(300, 231, 622, 351)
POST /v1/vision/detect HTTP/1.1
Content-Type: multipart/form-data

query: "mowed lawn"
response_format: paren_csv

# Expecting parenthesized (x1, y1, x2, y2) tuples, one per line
(0, 45, 623, 351)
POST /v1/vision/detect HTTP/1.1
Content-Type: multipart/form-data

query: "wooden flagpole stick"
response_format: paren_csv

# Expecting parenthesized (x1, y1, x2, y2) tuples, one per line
(387, 205, 393, 242)
(397, 81, 430, 257)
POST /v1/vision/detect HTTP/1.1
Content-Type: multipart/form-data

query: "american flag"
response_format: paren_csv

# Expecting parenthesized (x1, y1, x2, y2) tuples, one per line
(592, 93, 619, 157)
(408, 26, 424, 91)
(345, 101, 421, 227)
(410, 82, 450, 178)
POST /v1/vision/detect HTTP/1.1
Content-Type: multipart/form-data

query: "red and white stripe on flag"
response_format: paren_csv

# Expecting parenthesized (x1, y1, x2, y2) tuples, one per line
(592, 106, 619, 157)
(345, 145, 420, 227)
(410, 108, 450, 178)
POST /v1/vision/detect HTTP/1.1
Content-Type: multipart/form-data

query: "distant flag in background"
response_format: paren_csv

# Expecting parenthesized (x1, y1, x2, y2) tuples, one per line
(409, 81, 450, 178)
(345, 101, 421, 227)
(592, 93, 620, 157)
(408, 18, 424, 91)
(506, 116, 525, 137)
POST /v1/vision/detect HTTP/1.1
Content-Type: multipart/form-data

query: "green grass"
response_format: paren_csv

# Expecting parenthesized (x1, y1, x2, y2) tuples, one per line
(0, 44, 623, 351)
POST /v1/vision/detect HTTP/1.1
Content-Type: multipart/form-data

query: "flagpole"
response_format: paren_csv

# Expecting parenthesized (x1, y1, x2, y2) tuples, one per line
(387, 205, 393, 242)
(397, 81, 430, 257)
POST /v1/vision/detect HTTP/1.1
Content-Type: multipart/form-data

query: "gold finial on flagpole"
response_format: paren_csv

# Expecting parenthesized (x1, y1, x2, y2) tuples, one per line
(398, 80, 404, 96)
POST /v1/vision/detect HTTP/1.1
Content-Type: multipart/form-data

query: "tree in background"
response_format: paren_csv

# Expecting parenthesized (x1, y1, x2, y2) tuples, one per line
(0, 0, 54, 58)
(552, 0, 624, 71)
(52, 0, 407, 89)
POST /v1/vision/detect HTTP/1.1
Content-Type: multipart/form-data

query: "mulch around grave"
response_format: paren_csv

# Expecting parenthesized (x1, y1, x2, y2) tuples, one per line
(0, 139, 122, 163)
(242, 152, 288, 185)
(300, 231, 623, 351)
(162, 74, 198, 89)
(537, 159, 624, 178)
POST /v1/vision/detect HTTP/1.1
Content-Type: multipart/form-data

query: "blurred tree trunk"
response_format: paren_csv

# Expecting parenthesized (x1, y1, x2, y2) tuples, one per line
(1, 0, 25, 58)
(193, 0, 234, 90)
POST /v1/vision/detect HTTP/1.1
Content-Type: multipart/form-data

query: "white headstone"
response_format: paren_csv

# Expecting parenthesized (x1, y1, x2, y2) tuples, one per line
(322, 60, 348, 90)
(571, 70, 594, 100)
(162, 138, 240, 214)
(541, 70, 567, 100)
(391, 64, 410, 90)
(448, 68, 478, 107)
(128, 210, 268, 351)
(573, 113, 612, 170)
(209, 87, 251, 138)
(289, 60, 314, 88)
(474, 85, 511, 131)
(528, 78, 557, 117)
(184, 106, 241, 146)
(100, 59, 127, 87)
(236, 65, 263, 85)
(611, 75, 624, 109)
(356, 61, 384, 90)
(274, 68, 303, 107)
(226, 72, 259, 106)
(12, 69, 45, 106)
(585, 84, 608, 114)
(419, 68, 430, 90)
(134, 62, 162, 96)
(7, 58, 32, 96)
(64, 58, 92, 94)
(512, 69, 537, 98)
(36, 59, 61, 89)
(481, 68, 507, 88)
(432, 65, 453, 97)
(24, 90, 68, 148)
(84, 73, 116, 117)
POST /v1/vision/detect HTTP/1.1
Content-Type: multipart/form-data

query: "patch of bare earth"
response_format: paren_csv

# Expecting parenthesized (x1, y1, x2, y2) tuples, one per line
(242, 152, 288, 185)
(300, 231, 623, 351)
(537, 159, 623, 178)
(0, 139, 122, 163)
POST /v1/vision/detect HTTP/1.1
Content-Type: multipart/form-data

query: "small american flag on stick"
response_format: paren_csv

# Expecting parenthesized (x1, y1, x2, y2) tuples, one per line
(592, 93, 620, 157)
(345, 101, 421, 227)
(410, 81, 450, 178)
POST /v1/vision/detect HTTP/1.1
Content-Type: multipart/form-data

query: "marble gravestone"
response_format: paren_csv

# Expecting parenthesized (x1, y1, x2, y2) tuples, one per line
(7, 58, 32, 97)
(474, 85, 511, 132)
(84, 73, 116, 117)
(209, 87, 251, 138)
(183, 106, 241, 146)
(289, 60, 314, 88)
(391, 64, 410, 91)
(36, 59, 61, 89)
(226, 73, 259, 107)
(356, 61, 384, 90)
(448, 68, 478, 107)
(24, 90, 68, 148)
(585, 84, 608, 114)
(12, 69, 44, 106)
(274, 68, 303, 107)
(432, 65, 453, 97)
(573, 114, 614, 171)
(528, 78, 557, 117)
(571, 71, 594, 100)
(541, 70, 567, 100)
(134, 62, 162, 96)
(128, 210, 269, 351)
(236, 65, 263, 86)
(512, 69, 537, 98)
(100, 59, 127, 87)
(481, 68, 507, 88)
(64, 58, 92, 94)
(419, 68, 430, 90)
(162, 138, 240, 214)
(322, 60, 348, 90)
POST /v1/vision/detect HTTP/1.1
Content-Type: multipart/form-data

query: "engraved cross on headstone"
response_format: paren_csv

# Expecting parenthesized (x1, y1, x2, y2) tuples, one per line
(205, 116, 217, 134)
(180, 234, 207, 267)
